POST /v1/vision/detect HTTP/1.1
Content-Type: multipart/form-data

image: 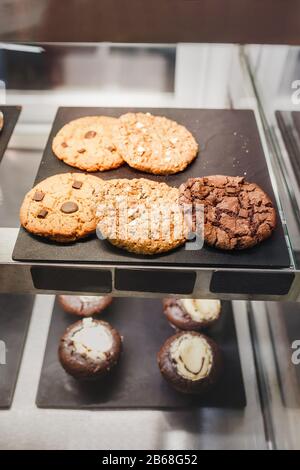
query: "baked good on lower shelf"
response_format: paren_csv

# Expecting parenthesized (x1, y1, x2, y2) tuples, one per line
(179, 175, 277, 250)
(163, 298, 221, 331)
(52, 116, 124, 172)
(0, 110, 3, 132)
(58, 295, 112, 317)
(115, 112, 198, 175)
(96, 178, 188, 255)
(58, 318, 122, 380)
(20, 173, 103, 242)
(157, 331, 221, 394)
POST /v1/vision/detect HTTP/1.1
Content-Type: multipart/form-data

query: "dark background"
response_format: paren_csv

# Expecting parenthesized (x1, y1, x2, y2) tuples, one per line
(0, 0, 300, 44)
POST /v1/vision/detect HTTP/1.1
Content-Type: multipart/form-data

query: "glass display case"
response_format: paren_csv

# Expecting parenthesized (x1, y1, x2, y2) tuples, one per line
(0, 39, 300, 450)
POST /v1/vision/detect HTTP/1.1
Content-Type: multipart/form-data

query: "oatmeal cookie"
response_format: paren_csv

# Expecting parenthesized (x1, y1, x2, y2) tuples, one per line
(115, 112, 198, 175)
(96, 178, 188, 254)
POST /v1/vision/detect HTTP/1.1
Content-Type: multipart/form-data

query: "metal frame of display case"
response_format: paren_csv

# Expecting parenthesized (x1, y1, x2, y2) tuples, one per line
(0, 228, 298, 300)
(0, 40, 299, 450)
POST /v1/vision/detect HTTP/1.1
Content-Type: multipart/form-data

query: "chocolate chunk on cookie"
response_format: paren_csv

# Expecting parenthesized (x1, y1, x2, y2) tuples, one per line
(60, 201, 79, 214)
(115, 112, 198, 175)
(96, 178, 188, 255)
(52, 116, 124, 172)
(20, 173, 104, 242)
(33, 190, 45, 202)
(179, 175, 276, 250)
(37, 209, 48, 219)
(72, 180, 83, 190)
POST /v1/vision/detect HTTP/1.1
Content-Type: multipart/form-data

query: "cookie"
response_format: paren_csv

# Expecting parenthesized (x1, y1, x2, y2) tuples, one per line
(52, 116, 124, 172)
(163, 298, 221, 331)
(179, 175, 276, 250)
(20, 173, 103, 242)
(58, 295, 113, 317)
(58, 318, 122, 380)
(115, 112, 198, 175)
(96, 178, 188, 255)
(157, 331, 221, 394)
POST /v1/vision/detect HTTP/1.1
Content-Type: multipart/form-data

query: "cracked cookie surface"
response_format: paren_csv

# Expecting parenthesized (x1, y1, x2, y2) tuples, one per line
(179, 175, 276, 250)
(115, 112, 198, 175)
(20, 173, 104, 242)
(96, 178, 188, 254)
(52, 116, 124, 172)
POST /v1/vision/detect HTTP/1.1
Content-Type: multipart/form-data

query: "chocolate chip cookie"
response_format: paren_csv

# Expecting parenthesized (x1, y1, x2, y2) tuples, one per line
(96, 178, 188, 255)
(59, 318, 122, 380)
(52, 116, 124, 172)
(115, 112, 198, 175)
(20, 173, 103, 242)
(179, 175, 277, 250)
(157, 331, 221, 394)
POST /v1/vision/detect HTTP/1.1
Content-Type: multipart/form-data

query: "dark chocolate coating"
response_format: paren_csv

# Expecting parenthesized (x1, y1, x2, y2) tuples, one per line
(163, 298, 221, 331)
(157, 331, 221, 394)
(58, 295, 112, 317)
(58, 319, 122, 380)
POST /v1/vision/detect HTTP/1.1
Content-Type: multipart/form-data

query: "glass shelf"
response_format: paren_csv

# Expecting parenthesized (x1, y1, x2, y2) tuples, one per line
(0, 43, 299, 299)
(244, 45, 300, 270)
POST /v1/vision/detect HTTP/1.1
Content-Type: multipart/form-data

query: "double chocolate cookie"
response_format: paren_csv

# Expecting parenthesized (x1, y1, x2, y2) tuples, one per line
(157, 331, 221, 394)
(163, 298, 221, 331)
(179, 175, 276, 250)
(59, 318, 122, 380)
(20, 173, 103, 242)
(58, 295, 112, 317)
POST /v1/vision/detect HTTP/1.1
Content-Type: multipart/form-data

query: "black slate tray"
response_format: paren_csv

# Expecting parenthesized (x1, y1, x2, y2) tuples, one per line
(0, 294, 34, 409)
(36, 298, 246, 409)
(13, 107, 290, 269)
(0, 106, 21, 164)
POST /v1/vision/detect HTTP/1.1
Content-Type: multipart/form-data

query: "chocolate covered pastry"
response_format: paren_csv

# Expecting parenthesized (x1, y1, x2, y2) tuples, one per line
(58, 295, 112, 317)
(59, 318, 122, 380)
(163, 298, 221, 331)
(157, 331, 221, 394)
